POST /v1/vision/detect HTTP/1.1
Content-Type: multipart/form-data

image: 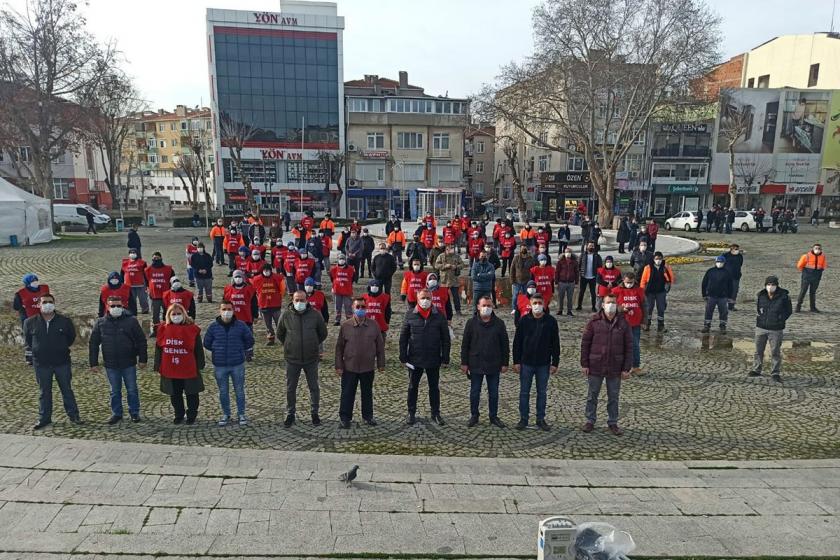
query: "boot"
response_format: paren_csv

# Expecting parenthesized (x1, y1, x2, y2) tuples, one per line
(719, 324, 727, 334)
(700, 324, 710, 334)
(643, 320, 651, 331)
(657, 319, 665, 332)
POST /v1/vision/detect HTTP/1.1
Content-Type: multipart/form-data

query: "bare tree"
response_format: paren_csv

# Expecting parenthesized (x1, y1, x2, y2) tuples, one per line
(495, 132, 528, 222)
(477, 0, 721, 225)
(716, 90, 754, 209)
(0, 0, 116, 199)
(733, 154, 774, 207)
(316, 150, 345, 216)
(218, 112, 258, 216)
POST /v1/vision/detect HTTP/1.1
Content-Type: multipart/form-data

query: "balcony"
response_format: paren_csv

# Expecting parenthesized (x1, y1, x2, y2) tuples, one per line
(429, 149, 451, 159)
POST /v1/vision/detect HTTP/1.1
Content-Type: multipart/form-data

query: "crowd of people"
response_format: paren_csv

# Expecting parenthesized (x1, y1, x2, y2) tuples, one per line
(10, 209, 828, 435)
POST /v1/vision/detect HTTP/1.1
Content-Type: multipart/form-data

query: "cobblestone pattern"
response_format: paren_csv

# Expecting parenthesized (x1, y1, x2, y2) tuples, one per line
(0, 226, 839, 460)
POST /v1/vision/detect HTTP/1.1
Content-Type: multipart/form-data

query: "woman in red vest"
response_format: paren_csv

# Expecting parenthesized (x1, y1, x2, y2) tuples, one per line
(154, 303, 205, 424)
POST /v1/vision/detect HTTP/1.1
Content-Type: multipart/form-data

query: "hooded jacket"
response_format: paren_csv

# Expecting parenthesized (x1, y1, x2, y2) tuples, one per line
(277, 301, 328, 365)
(756, 287, 792, 331)
(89, 311, 148, 369)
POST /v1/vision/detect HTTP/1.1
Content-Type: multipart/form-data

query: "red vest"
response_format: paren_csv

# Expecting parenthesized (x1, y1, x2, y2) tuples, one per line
(307, 290, 326, 312)
(492, 224, 502, 240)
(245, 257, 265, 277)
(403, 270, 428, 303)
(612, 285, 646, 327)
(295, 258, 315, 284)
(252, 274, 284, 309)
(271, 246, 287, 270)
(529, 265, 555, 300)
(100, 284, 131, 316)
(16, 285, 50, 318)
(443, 228, 456, 245)
(430, 287, 450, 315)
(420, 228, 436, 249)
(500, 236, 517, 258)
(536, 231, 550, 247)
(121, 258, 147, 286)
(516, 293, 531, 317)
(451, 220, 462, 234)
(459, 217, 469, 231)
(301, 215, 315, 231)
(185, 243, 198, 264)
(145, 265, 174, 299)
(363, 292, 391, 332)
(283, 252, 298, 276)
(234, 256, 249, 273)
(156, 323, 200, 379)
(223, 284, 256, 323)
(225, 234, 243, 253)
(468, 237, 483, 258)
(163, 288, 194, 312)
(330, 265, 355, 296)
(596, 266, 622, 297)
(423, 215, 436, 227)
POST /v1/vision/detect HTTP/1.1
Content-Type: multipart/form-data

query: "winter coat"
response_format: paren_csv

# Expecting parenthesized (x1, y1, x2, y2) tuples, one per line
(434, 251, 462, 287)
(701, 267, 733, 299)
(460, 313, 509, 374)
(470, 259, 496, 294)
(335, 317, 385, 372)
(372, 252, 398, 282)
(511, 252, 535, 284)
(23, 313, 76, 367)
(399, 307, 451, 368)
(127, 230, 141, 251)
(277, 302, 328, 365)
(617, 220, 631, 243)
(630, 249, 653, 278)
(406, 241, 427, 265)
(345, 237, 364, 260)
(580, 311, 633, 377)
(361, 235, 375, 257)
(203, 317, 255, 367)
(579, 252, 603, 279)
(89, 312, 148, 369)
(555, 256, 579, 284)
(427, 246, 445, 275)
(756, 288, 793, 331)
(190, 251, 214, 279)
(722, 252, 744, 280)
(512, 312, 560, 367)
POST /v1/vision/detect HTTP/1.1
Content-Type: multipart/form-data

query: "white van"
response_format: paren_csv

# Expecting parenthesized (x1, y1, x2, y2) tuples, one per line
(53, 204, 112, 226)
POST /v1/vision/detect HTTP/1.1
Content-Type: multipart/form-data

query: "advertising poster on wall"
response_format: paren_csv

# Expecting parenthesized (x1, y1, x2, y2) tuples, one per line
(775, 90, 829, 154)
(821, 91, 840, 172)
(716, 89, 781, 154)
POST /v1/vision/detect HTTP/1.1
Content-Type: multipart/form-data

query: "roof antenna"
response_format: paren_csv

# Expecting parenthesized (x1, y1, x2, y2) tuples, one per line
(833, 0, 837, 33)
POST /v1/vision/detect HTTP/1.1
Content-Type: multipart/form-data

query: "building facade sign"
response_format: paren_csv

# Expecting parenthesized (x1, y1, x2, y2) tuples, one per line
(667, 184, 700, 194)
(786, 184, 818, 194)
(253, 12, 299, 25)
(361, 150, 389, 159)
(660, 123, 709, 133)
(260, 149, 304, 160)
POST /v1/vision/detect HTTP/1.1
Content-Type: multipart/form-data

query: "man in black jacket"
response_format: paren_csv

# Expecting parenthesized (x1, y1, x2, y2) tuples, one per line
(360, 228, 375, 278)
(701, 256, 732, 334)
(89, 295, 148, 424)
(750, 275, 793, 383)
(190, 242, 214, 303)
(127, 223, 142, 259)
(513, 293, 560, 431)
(400, 289, 451, 426)
(722, 243, 744, 311)
(23, 293, 81, 429)
(461, 296, 509, 428)
(371, 242, 398, 294)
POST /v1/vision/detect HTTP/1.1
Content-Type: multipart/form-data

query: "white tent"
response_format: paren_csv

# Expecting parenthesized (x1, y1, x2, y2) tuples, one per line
(0, 178, 53, 246)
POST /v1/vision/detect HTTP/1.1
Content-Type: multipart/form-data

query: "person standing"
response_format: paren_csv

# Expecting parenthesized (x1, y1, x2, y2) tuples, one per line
(386, 226, 406, 268)
(556, 222, 571, 255)
(629, 241, 653, 282)
(185, 237, 199, 287)
(24, 293, 81, 429)
(154, 303, 205, 425)
(121, 250, 149, 315)
(99, 271, 135, 317)
(303, 277, 329, 323)
(722, 244, 743, 311)
(372, 242, 398, 295)
(612, 272, 646, 375)
(223, 270, 258, 329)
(190, 242, 214, 303)
(335, 296, 386, 428)
(750, 275, 792, 382)
(811, 208, 820, 227)
(162, 276, 196, 320)
(580, 294, 632, 435)
(293, 249, 317, 290)
(345, 230, 364, 282)
(144, 252, 175, 336)
(127, 223, 142, 259)
(209, 219, 226, 265)
(576, 241, 602, 313)
(400, 258, 429, 309)
(512, 293, 559, 431)
(330, 254, 355, 326)
(252, 263, 286, 345)
(14, 273, 50, 325)
(224, 226, 244, 275)
(278, 291, 328, 427)
(529, 254, 555, 310)
(282, 210, 291, 232)
(85, 208, 97, 234)
(427, 239, 446, 278)
(359, 228, 375, 278)
(640, 251, 674, 332)
(400, 289, 451, 426)
(406, 234, 428, 266)
(616, 216, 630, 253)
(89, 295, 147, 424)
(554, 248, 579, 316)
(725, 208, 736, 235)
(203, 300, 254, 426)
(510, 245, 535, 305)
(499, 231, 517, 277)
(461, 296, 509, 428)
(796, 243, 827, 313)
(426, 274, 453, 323)
(470, 250, 496, 303)
(645, 220, 659, 251)
(363, 279, 392, 339)
(701, 256, 732, 334)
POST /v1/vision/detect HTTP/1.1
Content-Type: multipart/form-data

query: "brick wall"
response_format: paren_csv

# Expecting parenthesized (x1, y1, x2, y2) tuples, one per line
(690, 54, 745, 102)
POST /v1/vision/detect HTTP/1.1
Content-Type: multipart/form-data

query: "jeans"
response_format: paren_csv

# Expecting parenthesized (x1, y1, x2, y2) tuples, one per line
(196, 278, 213, 300)
(511, 282, 525, 305)
(261, 307, 282, 338)
(631, 326, 641, 368)
(469, 371, 500, 418)
(753, 327, 783, 375)
(390, 248, 403, 267)
(214, 363, 245, 418)
(212, 238, 225, 264)
(725, 221, 732, 234)
(518, 364, 550, 423)
(557, 282, 575, 313)
(286, 361, 320, 415)
(105, 366, 139, 417)
(797, 271, 822, 310)
(577, 277, 597, 310)
(130, 286, 149, 313)
(334, 294, 352, 321)
(585, 375, 621, 426)
(645, 291, 667, 322)
(449, 286, 461, 312)
(339, 370, 375, 422)
(704, 296, 729, 327)
(407, 367, 440, 416)
(730, 277, 740, 305)
(187, 266, 195, 284)
(34, 363, 79, 422)
(151, 298, 164, 326)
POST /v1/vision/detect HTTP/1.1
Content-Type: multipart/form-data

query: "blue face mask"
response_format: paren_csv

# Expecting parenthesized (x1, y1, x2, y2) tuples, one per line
(353, 308, 367, 318)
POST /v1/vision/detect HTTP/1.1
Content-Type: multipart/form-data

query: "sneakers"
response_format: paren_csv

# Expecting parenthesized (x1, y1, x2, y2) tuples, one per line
(185, 416, 196, 425)
(173, 416, 184, 425)
(566, 311, 574, 317)
(700, 325, 711, 334)
(748, 370, 762, 377)
(363, 417, 378, 426)
(582, 422, 594, 433)
(608, 425, 624, 436)
(489, 417, 506, 428)
(536, 419, 550, 431)
(772, 374, 782, 383)
(406, 414, 416, 426)
(283, 414, 295, 428)
(467, 416, 479, 427)
(238, 415, 248, 427)
(107, 415, 122, 425)
(657, 320, 665, 332)
(218, 415, 230, 427)
(719, 325, 727, 334)
(130, 414, 141, 423)
(631, 367, 644, 376)
(515, 419, 527, 430)
(311, 413, 321, 426)
(339, 419, 351, 429)
(32, 420, 51, 430)
(431, 414, 446, 426)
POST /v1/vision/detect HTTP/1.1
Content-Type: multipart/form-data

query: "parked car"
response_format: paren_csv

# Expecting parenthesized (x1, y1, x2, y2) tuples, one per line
(664, 211, 703, 232)
(732, 210, 757, 232)
(53, 204, 111, 227)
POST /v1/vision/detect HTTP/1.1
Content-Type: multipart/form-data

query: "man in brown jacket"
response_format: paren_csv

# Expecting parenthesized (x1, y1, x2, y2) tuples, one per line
(434, 244, 462, 315)
(510, 246, 535, 306)
(580, 294, 632, 435)
(335, 296, 386, 428)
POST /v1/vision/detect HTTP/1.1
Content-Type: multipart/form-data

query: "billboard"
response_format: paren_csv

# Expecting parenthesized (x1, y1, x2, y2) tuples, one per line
(821, 91, 840, 171)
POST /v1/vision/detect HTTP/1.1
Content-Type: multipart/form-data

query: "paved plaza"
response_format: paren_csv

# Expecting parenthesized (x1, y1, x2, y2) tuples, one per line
(0, 225, 838, 462)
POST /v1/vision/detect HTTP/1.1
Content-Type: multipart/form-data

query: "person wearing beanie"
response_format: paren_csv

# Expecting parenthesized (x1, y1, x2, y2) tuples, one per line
(750, 275, 792, 383)
(163, 276, 196, 320)
(185, 237, 200, 287)
(282, 242, 298, 295)
(223, 270, 257, 329)
(303, 277, 329, 323)
(233, 246, 250, 276)
(514, 279, 539, 325)
(425, 273, 453, 323)
(252, 262, 286, 345)
(701, 255, 733, 334)
(595, 255, 621, 311)
(14, 273, 50, 325)
(144, 252, 175, 336)
(639, 251, 674, 332)
(99, 271, 135, 317)
(363, 279, 392, 338)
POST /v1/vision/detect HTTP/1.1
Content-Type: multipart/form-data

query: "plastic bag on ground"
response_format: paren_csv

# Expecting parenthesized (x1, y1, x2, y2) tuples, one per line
(574, 522, 635, 560)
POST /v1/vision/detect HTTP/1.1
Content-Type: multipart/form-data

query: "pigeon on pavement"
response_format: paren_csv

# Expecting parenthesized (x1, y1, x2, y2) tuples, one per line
(339, 465, 359, 487)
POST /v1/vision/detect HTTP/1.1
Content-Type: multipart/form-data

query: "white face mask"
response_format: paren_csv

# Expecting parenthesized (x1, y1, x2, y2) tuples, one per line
(233, 277, 244, 285)
(531, 304, 544, 315)
(338, 260, 347, 266)
(813, 248, 822, 255)
(369, 286, 379, 294)
(262, 271, 271, 277)
(418, 298, 432, 310)
(108, 306, 124, 318)
(221, 310, 234, 321)
(413, 265, 421, 272)
(715, 262, 724, 268)
(30, 281, 40, 289)
(252, 254, 261, 261)
(527, 287, 536, 295)
(305, 286, 314, 294)
(605, 262, 613, 269)
(293, 301, 307, 312)
(731, 250, 739, 255)
(427, 281, 438, 290)
(564, 252, 572, 258)
(171, 314, 184, 324)
(129, 254, 138, 260)
(40, 302, 55, 314)
(171, 281, 182, 290)
(624, 282, 634, 288)
(109, 279, 119, 286)
(192, 241, 198, 246)
(603, 303, 617, 314)
(654, 259, 663, 266)
(766, 285, 777, 293)
(479, 306, 493, 317)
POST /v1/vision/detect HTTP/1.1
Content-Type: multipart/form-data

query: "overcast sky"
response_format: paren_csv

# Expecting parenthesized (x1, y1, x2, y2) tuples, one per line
(4, 0, 834, 108)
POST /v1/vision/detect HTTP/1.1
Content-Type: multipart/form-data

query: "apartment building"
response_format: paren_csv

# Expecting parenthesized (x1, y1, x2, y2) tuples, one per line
(463, 125, 495, 214)
(344, 71, 469, 220)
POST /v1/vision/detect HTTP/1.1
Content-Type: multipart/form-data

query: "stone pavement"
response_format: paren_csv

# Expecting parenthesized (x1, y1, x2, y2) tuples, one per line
(0, 433, 839, 558)
(0, 226, 838, 462)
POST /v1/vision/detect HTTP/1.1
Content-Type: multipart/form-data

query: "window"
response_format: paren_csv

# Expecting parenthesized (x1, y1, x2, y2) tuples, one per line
(148, 154, 158, 164)
(397, 132, 423, 149)
(367, 132, 384, 149)
(538, 154, 549, 172)
(808, 64, 820, 87)
(170, 122, 176, 131)
(161, 155, 169, 163)
(147, 138, 156, 150)
(473, 181, 484, 194)
(623, 153, 643, 179)
(567, 156, 587, 171)
(354, 163, 385, 181)
(633, 129, 646, 145)
(747, 78, 755, 88)
(348, 98, 367, 112)
(474, 161, 484, 173)
(377, 168, 384, 181)
(538, 130, 549, 145)
(16, 146, 32, 162)
(757, 74, 770, 88)
(172, 139, 178, 147)
(52, 178, 71, 199)
(158, 123, 165, 132)
(181, 121, 188, 130)
(476, 141, 485, 154)
(51, 150, 65, 164)
(397, 163, 425, 181)
(430, 164, 460, 185)
(432, 133, 450, 150)
(159, 140, 166, 148)
(502, 185, 512, 200)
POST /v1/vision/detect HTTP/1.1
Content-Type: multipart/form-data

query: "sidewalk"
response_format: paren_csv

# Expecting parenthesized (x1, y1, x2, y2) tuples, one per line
(0, 433, 837, 558)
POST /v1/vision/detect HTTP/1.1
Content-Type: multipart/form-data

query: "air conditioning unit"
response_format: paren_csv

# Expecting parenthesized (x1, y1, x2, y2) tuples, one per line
(347, 142, 358, 152)
(348, 179, 357, 187)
